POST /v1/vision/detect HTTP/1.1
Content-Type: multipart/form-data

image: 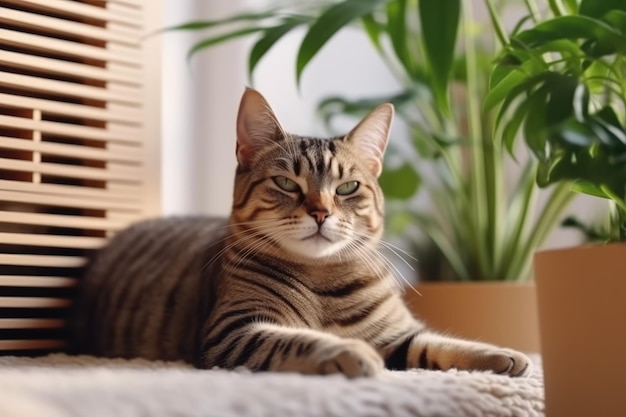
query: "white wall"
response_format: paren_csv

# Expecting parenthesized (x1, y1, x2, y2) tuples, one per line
(162, 0, 247, 216)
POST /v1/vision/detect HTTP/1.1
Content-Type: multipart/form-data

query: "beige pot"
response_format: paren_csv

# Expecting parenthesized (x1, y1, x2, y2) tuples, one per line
(535, 244, 626, 417)
(404, 282, 540, 353)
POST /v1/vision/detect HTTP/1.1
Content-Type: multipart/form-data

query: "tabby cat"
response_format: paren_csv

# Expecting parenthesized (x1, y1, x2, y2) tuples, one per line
(69, 88, 531, 378)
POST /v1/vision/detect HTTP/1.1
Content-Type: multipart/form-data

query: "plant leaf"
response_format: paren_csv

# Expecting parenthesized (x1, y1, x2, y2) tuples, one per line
(386, 0, 412, 75)
(515, 15, 626, 56)
(296, 0, 386, 85)
(187, 27, 268, 60)
(557, 119, 596, 147)
(570, 180, 610, 198)
(523, 86, 550, 160)
(485, 63, 545, 112)
(579, 0, 626, 19)
(161, 10, 279, 33)
(317, 91, 417, 131)
(545, 75, 577, 126)
(603, 10, 626, 34)
(248, 18, 309, 79)
(572, 84, 590, 122)
(361, 13, 383, 52)
(379, 162, 421, 200)
(418, 0, 461, 115)
(592, 107, 626, 146)
(501, 98, 531, 156)
(485, 69, 528, 111)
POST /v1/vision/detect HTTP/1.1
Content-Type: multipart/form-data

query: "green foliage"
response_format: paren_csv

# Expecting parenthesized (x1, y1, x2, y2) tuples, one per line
(295, 0, 386, 85)
(418, 0, 461, 115)
(168, 0, 579, 281)
(490, 1, 626, 241)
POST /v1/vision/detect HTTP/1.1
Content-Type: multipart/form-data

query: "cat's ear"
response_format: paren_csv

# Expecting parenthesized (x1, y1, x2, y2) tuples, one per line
(345, 103, 394, 177)
(236, 88, 285, 168)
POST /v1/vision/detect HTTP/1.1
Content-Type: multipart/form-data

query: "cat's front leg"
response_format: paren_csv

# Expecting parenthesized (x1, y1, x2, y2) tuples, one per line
(383, 330, 532, 377)
(201, 322, 384, 378)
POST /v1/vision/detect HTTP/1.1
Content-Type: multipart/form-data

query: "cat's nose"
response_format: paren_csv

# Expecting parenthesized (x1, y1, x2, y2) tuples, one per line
(308, 208, 330, 225)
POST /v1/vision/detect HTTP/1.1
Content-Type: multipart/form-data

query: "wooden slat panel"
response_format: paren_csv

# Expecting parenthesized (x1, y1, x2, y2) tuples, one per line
(0, 137, 142, 164)
(0, 319, 66, 329)
(0, 0, 157, 355)
(3, 0, 142, 28)
(0, 73, 141, 106)
(0, 189, 142, 211)
(0, 7, 141, 46)
(0, 254, 86, 268)
(0, 296, 72, 308)
(0, 340, 67, 350)
(0, 233, 106, 249)
(0, 93, 142, 125)
(0, 180, 143, 203)
(0, 29, 141, 67)
(0, 115, 141, 144)
(0, 50, 142, 85)
(0, 276, 76, 288)
(0, 158, 143, 183)
(0, 211, 128, 231)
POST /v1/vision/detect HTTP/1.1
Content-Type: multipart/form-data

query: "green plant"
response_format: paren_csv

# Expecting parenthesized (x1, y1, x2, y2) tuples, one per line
(488, 0, 626, 241)
(169, 0, 576, 281)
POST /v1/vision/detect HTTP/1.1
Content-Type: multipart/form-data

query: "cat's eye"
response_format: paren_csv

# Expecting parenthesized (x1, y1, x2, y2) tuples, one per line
(273, 176, 300, 192)
(336, 181, 360, 196)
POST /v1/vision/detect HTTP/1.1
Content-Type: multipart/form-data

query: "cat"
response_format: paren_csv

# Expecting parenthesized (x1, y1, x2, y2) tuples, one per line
(69, 88, 532, 378)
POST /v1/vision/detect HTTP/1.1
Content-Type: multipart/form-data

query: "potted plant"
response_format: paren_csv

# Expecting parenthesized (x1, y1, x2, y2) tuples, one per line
(488, 1, 626, 415)
(168, 0, 577, 352)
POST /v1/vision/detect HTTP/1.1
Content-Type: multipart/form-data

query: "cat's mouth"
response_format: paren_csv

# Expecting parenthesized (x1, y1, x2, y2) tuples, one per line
(302, 231, 332, 242)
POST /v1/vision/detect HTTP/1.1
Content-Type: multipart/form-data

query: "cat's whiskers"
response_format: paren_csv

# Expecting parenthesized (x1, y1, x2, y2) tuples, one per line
(378, 239, 418, 265)
(372, 245, 420, 295)
(200, 218, 285, 252)
(229, 227, 292, 271)
(352, 230, 420, 295)
(202, 219, 286, 271)
(230, 232, 277, 269)
(376, 241, 417, 277)
(340, 240, 397, 296)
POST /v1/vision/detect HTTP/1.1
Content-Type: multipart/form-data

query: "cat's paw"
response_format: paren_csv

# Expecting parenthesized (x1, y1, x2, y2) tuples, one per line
(316, 339, 384, 378)
(470, 348, 532, 377)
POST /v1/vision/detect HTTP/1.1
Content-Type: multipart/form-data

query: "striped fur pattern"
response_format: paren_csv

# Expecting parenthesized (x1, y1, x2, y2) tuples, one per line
(70, 89, 532, 378)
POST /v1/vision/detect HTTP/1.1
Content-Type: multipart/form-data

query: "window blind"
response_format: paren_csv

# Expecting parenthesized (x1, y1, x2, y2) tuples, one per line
(0, 0, 160, 353)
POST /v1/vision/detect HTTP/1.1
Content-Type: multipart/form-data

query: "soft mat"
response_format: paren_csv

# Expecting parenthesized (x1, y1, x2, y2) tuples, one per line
(0, 354, 544, 417)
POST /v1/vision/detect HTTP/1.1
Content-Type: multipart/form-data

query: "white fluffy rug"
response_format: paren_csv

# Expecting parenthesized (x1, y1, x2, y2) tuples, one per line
(0, 354, 544, 417)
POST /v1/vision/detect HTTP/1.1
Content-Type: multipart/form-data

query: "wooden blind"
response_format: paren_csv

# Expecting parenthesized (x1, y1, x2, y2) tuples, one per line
(0, 0, 159, 353)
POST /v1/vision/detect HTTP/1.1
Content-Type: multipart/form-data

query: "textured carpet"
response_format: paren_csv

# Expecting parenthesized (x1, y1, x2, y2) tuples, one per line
(0, 354, 544, 417)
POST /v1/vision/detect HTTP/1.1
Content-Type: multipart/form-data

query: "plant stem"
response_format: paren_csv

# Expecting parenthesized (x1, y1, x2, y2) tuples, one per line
(548, 0, 566, 17)
(600, 184, 626, 212)
(600, 185, 626, 241)
(463, 0, 490, 278)
(413, 212, 471, 279)
(509, 182, 575, 280)
(483, 0, 509, 46)
(499, 160, 538, 279)
(523, 0, 541, 23)
(483, 111, 506, 278)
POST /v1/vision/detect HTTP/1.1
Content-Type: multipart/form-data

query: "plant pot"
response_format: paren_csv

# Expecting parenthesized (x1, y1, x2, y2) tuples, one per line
(404, 282, 540, 352)
(534, 244, 626, 417)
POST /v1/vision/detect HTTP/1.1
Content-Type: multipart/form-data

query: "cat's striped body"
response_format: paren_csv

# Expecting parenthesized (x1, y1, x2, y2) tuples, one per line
(71, 217, 226, 362)
(70, 89, 531, 377)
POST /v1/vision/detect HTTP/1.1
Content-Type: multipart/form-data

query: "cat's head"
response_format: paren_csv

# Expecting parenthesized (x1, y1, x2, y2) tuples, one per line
(230, 88, 393, 262)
